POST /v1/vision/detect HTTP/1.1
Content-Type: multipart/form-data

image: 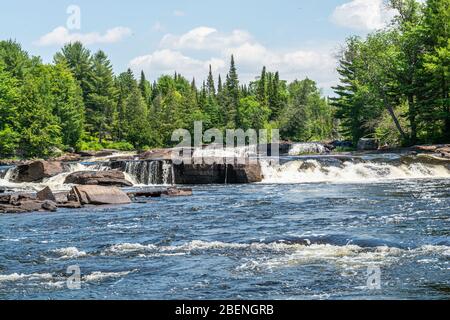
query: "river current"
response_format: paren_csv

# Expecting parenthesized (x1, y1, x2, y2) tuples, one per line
(0, 153, 449, 300)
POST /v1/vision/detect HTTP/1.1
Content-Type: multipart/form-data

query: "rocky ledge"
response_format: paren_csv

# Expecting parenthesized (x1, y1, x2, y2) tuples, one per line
(64, 170, 133, 187)
(0, 185, 193, 214)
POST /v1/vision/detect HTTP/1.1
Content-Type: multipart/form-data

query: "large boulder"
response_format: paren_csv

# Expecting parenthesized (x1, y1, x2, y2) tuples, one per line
(173, 161, 262, 184)
(71, 185, 131, 205)
(12, 161, 64, 183)
(357, 139, 379, 151)
(64, 170, 133, 187)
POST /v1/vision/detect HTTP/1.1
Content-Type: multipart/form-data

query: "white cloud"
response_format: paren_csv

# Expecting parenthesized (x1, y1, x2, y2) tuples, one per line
(129, 49, 223, 80)
(130, 27, 338, 94)
(331, 0, 397, 31)
(160, 27, 252, 51)
(35, 26, 132, 46)
(173, 10, 186, 17)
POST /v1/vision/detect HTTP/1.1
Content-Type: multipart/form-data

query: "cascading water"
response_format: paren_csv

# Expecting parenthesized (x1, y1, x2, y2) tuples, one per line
(0, 163, 103, 192)
(123, 160, 174, 186)
(260, 158, 450, 184)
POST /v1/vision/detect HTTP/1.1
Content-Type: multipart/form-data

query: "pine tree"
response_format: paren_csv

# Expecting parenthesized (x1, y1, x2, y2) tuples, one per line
(139, 70, 152, 106)
(54, 42, 94, 103)
(207, 65, 216, 97)
(124, 86, 151, 148)
(87, 50, 118, 143)
(257, 66, 268, 109)
(225, 55, 240, 128)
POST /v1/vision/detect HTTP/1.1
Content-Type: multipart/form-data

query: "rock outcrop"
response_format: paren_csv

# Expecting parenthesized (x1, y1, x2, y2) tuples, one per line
(64, 170, 133, 187)
(70, 185, 132, 205)
(0, 193, 57, 214)
(173, 161, 262, 184)
(11, 161, 64, 183)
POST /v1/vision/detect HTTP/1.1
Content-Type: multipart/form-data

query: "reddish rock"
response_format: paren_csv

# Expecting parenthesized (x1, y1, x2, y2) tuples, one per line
(57, 202, 82, 209)
(64, 171, 133, 187)
(37, 187, 56, 202)
(72, 185, 131, 205)
(138, 148, 176, 161)
(42, 200, 58, 212)
(165, 187, 193, 197)
(54, 153, 83, 162)
(12, 161, 64, 183)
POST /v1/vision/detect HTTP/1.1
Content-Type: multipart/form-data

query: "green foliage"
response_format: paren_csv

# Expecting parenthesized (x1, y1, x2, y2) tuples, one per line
(333, 0, 450, 146)
(280, 79, 334, 141)
(238, 96, 270, 131)
(0, 39, 336, 158)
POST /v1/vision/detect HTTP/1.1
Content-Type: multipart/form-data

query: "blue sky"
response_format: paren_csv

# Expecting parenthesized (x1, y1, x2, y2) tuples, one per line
(0, 0, 400, 95)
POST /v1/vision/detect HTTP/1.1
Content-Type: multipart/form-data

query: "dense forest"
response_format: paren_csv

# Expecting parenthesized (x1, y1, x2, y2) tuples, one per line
(0, 0, 448, 159)
(332, 0, 449, 146)
(0, 42, 333, 158)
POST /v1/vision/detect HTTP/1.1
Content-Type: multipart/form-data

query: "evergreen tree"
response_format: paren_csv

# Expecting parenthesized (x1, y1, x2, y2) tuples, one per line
(256, 66, 268, 109)
(87, 51, 117, 142)
(206, 65, 216, 97)
(224, 55, 240, 128)
(54, 42, 94, 103)
(139, 70, 152, 106)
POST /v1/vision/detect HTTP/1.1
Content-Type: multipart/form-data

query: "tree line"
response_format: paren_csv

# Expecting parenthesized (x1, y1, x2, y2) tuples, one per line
(0, 42, 334, 158)
(332, 0, 449, 146)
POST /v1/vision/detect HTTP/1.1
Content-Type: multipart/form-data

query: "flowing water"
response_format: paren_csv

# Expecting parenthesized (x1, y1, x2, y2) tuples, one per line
(0, 154, 449, 300)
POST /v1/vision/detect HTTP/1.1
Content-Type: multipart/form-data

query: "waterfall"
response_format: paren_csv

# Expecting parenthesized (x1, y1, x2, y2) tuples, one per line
(124, 160, 173, 185)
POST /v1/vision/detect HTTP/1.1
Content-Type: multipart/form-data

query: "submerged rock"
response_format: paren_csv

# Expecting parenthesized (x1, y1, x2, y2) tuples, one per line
(64, 170, 133, 187)
(11, 161, 64, 183)
(128, 187, 193, 198)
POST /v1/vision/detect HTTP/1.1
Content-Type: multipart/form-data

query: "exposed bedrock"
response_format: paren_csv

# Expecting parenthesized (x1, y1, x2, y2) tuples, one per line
(64, 170, 133, 187)
(172, 161, 262, 184)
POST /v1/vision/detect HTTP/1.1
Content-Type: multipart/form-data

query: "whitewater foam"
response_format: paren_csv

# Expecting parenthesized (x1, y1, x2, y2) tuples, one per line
(51, 247, 87, 259)
(260, 159, 450, 184)
(83, 270, 137, 282)
(288, 143, 329, 155)
(0, 163, 102, 191)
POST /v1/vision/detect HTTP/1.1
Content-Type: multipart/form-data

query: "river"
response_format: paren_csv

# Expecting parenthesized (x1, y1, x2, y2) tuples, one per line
(0, 152, 449, 300)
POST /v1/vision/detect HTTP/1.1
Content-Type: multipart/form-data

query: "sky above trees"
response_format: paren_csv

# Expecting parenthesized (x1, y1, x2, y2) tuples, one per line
(0, 0, 424, 95)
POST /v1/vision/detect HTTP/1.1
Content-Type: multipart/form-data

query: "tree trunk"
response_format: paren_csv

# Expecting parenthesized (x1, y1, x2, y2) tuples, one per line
(408, 94, 417, 145)
(381, 90, 408, 142)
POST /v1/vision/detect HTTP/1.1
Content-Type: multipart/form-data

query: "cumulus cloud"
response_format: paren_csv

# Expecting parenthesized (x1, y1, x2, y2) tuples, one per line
(160, 27, 252, 51)
(130, 27, 338, 93)
(331, 0, 397, 31)
(129, 49, 224, 79)
(35, 26, 132, 46)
